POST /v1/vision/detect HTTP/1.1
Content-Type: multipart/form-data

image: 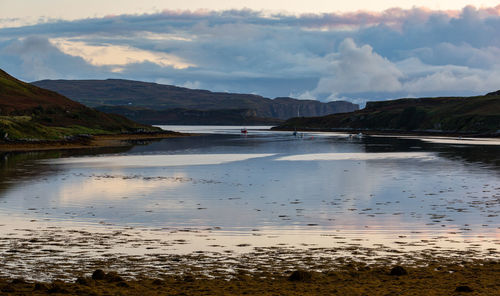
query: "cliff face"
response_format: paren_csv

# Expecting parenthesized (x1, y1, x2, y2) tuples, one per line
(268, 98, 357, 119)
(32, 79, 359, 121)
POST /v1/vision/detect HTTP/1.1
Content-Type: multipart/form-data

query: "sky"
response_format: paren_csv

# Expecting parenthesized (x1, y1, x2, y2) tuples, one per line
(2, 1, 500, 105)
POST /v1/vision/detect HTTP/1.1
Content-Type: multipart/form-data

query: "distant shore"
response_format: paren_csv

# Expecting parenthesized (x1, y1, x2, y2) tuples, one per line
(0, 131, 190, 152)
(272, 127, 500, 138)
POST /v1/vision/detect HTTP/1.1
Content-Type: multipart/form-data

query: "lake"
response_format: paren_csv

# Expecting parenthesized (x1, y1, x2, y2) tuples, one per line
(0, 126, 499, 279)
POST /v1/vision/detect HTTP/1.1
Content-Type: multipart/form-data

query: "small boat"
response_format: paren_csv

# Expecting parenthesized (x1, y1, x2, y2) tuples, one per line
(241, 128, 248, 134)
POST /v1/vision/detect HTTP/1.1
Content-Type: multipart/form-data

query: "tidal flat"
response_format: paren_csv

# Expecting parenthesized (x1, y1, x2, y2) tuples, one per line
(0, 126, 499, 294)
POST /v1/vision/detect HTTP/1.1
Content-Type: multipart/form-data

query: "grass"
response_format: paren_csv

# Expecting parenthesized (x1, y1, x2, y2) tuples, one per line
(0, 117, 114, 141)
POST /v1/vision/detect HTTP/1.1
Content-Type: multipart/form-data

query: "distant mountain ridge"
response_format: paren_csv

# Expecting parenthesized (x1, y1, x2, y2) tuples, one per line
(32, 79, 359, 124)
(95, 106, 284, 125)
(274, 93, 500, 135)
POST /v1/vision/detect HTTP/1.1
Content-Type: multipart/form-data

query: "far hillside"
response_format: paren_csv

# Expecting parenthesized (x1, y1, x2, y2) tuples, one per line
(32, 79, 358, 124)
(274, 93, 500, 135)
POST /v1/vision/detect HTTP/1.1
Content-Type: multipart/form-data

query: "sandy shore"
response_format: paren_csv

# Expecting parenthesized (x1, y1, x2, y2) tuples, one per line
(0, 224, 498, 295)
(0, 131, 190, 152)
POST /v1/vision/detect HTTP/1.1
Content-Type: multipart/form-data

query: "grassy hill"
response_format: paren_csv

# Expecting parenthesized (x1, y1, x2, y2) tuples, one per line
(0, 69, 159, 141)
(32, 79, 359, 123)
(274, 94, 500, 135)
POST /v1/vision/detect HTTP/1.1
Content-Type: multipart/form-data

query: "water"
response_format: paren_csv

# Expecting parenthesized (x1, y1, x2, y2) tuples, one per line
(0, 126, 499, 257)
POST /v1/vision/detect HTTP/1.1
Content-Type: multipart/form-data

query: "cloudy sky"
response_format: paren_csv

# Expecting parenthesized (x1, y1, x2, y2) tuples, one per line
(2, 1, 500, 105)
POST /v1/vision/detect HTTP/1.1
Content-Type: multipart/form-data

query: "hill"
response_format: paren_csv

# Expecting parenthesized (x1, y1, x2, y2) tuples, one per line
(0, 69, 159, 141)
(32, 79, 358, 124)
(273, 94, 500, 135)
(95, 106, 283, 125)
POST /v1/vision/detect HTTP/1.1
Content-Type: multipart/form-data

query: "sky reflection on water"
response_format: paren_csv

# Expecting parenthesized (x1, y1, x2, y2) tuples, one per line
(0, 127, 499, 252)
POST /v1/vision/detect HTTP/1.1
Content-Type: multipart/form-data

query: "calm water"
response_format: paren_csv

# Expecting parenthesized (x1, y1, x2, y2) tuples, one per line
(0, 126, 499, 252)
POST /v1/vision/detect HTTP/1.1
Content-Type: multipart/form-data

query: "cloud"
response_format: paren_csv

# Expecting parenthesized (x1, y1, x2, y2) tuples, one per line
(1, 5, 500, 101)
(1, 36, 98, 80)
(403, 66, 500, 94)
(313, 38, 403, 95)
(306, 38, 500, 102)
(50, 38, 195, 70)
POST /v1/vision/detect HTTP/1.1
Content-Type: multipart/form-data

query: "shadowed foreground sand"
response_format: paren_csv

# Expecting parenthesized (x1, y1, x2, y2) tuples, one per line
(0, 260, 498, 295)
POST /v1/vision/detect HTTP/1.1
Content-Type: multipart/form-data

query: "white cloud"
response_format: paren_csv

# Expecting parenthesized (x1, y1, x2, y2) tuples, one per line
(304, 38, 500, 100)
(50, 38, 195, 69)
(314, 39, 404, 95)
(403, 68, 500, 93)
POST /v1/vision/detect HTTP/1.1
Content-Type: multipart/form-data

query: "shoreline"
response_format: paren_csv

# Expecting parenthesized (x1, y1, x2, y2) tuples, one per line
(271, 127, 500, 138)
(0, 223, 498, 294)
(0, 131, 191, 152)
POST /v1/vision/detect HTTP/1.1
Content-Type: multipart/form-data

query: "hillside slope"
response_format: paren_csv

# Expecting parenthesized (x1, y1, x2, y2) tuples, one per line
(32, 79, 359, 121)
(274, 94, 500, 135)
(95, 106, 283, 125)
(0, 70, 159, 140)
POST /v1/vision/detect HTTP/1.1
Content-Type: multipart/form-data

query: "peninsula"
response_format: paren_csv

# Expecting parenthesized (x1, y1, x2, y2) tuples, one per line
(0, 69, 185, 151)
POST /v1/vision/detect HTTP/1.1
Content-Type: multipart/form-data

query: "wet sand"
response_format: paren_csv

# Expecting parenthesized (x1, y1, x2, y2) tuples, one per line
(0, 224, 499, 295)
(0, 131, 190, 152)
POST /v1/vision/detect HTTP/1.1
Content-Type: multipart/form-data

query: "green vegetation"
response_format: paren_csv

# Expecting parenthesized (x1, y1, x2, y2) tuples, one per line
(0, 69, 160, 141)
(274, 94, 500, 135)
(0, 116, 113, 140)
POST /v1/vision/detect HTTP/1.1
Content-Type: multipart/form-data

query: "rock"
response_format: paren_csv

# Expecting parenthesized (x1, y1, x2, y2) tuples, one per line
(33, 283, 49, 291)
(152, 279, 164, 285)
(116, 281, 130, 288)
(1, 285, 15, 292)
(389, 266, 408, 276)
(288, 270, 313, 282)
(455, 285, 474, 292)
(75, 277, 90, 285)
(10, 278, 26, 285)
(104, 271, 124, 282)
(48, 283, 68, 294)
(92, 269, 106, 280)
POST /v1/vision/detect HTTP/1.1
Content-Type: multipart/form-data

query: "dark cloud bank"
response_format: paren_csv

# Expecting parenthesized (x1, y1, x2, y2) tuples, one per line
(1, 5, 500, 104)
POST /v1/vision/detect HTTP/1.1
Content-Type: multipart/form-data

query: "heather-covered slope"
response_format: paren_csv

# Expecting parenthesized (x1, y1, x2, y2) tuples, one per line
(274, 94, 500, 135)
(0, 69, 159, 140)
